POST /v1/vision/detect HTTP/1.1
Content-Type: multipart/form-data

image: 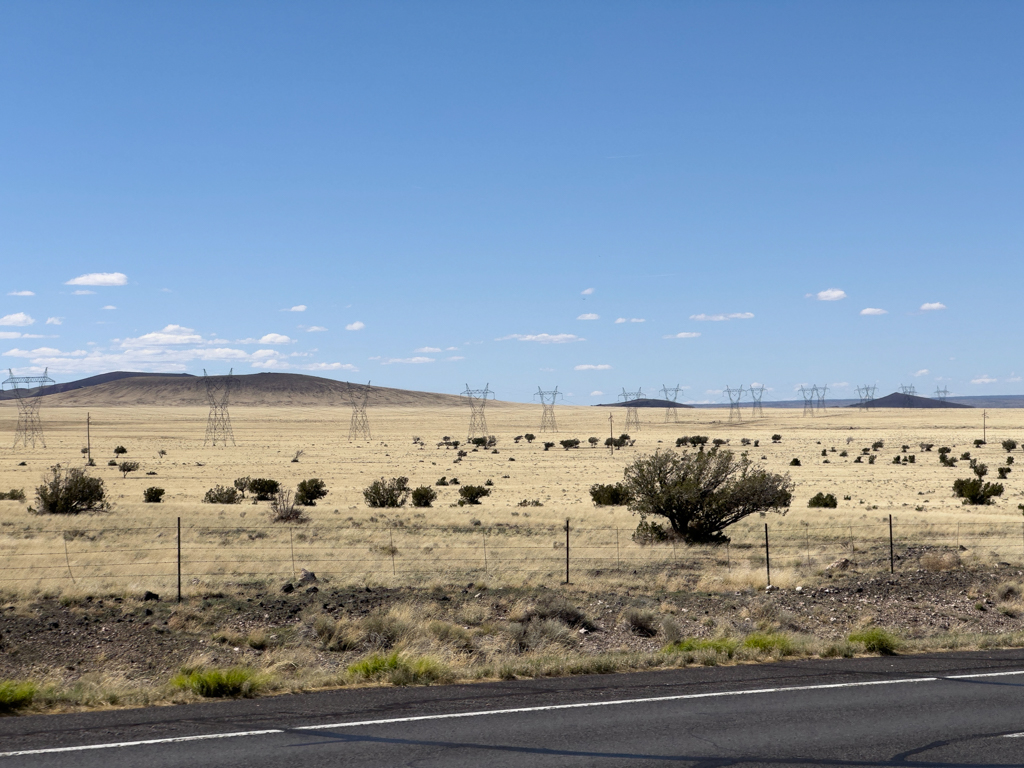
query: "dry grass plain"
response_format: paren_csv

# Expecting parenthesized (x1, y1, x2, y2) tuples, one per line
(3, 401, 1024, 713)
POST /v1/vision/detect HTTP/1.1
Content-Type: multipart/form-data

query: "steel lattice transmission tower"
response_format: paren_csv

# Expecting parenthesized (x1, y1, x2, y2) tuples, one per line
(534, 386, 561, 433)
(462, 383, 494, 439)
(855, 385, 877, 411)
(935, 386, 950, 403)
(748, 383, 766, 418)
(203, 369, 236, 446)
(660, 384, 684, 423)
(724, 385, 745, 422)
(899, 384, 917, 396)
(816, 384, 828, 412)
(348, 381, 372, 441)
(619, 387, 644, 433)
(799, 385, 817, 417)
(3, 368, 54, 448)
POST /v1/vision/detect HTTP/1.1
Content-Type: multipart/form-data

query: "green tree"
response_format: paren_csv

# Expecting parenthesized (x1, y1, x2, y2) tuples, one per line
(35, 465, 108, 515)
(622, 448, 793, 544)
(364, 477, 409, 508)
(295, 478, 328, 506)
(118, 460, 140, 479)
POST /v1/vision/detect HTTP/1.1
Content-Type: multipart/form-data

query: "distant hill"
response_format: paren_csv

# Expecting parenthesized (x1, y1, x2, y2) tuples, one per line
(844, 392, 973, 409)
(24, 372, 474, 408)
(0, 371, 195, 401)
(596, 398, 695, 409)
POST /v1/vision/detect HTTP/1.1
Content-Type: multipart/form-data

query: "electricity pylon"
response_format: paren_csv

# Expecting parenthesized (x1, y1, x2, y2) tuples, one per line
(900, 384, 917, 396)
(749, 383, 765, 418)
(935, 386, 949, 403)
(724, 385, 745, 422)
(203, 369, 235, 446)
(799, 385, 816, 417)
(348, 381, 372, 441)
(3, 368, 54, 448)
(855, 385, 877, 411)
(816, 384, 828, 412)
(660, 384, 684, 423)
(463, 384, 494, 439)
(534, 386, 561, 433)
(619, 387, 644, 433)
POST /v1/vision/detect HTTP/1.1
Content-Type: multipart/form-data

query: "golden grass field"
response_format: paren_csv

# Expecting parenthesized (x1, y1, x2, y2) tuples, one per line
(2, 401, 1023, 599)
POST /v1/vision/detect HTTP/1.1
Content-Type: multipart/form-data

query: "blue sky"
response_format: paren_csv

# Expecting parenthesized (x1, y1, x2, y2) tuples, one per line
(1, 1, 1022, 404)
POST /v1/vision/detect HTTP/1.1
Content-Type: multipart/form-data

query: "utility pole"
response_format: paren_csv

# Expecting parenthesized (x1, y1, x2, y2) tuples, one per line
(609, 413, 614, 455)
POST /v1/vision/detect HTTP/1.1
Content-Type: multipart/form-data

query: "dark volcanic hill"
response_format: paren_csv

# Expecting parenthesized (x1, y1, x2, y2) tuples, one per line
(596, 398, 695, 409)
(846, 392, 973, 409)
(0, 371, 195, 401)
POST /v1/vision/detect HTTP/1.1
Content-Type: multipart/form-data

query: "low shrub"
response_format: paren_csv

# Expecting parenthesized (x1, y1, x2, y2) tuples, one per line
(771, 434, 781, 443)
(559, 439, 581, 450)
(742, 632, 795, 655)
(364, 477, 409, 508)
(621, 608, 660, 637)
(347, 652, 452, 686)
(632, 519, 668, 545)
(542, 442, 555, 451)
(1003, 439, 1018, 453)
(170, 667, 264, 698)
(233, 476, 251, 498)
(295, 478, 328, 506)
(411, 486, 437, 508)
(271, 489, 305, 522)
(0, 488, 26, 501)
(118, 460, 141, 478)
(0, 680, 37, 713)
(589, 482, 631, 506)
(458, 485, 490, 505)
(143, 487, 165, 503)
(663, 637, 738, 658)
(952, 478, 1004, 505)
(113, 445, 127, 456)
(807, 492, 837, 508)
(789, 458, 801, 466)
(974, 439, 987, 448)
(248, 478, 280, 501)
(203, 485, 240, 504)
(848, 627, 898, 655)
(35, 465, 108, 515)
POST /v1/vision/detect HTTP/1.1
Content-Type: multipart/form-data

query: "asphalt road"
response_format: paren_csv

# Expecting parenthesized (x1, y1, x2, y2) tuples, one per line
(2, 650, 1024, 766)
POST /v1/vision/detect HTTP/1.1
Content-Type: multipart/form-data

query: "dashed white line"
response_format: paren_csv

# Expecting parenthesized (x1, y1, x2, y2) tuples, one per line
(1, 671, 1020, 758)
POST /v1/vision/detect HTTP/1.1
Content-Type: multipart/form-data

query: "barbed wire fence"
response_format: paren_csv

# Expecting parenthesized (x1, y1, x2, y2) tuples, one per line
(2, 517, 1024, 601)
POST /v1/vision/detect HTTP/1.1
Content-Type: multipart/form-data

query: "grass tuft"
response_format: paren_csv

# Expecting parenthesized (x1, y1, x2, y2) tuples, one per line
(0, 680, 37, 714)
(663, 637, 738, 658)
(170, 667, 265, 698)
(848, 628, 899, 655)
(741, 632, 795, 655)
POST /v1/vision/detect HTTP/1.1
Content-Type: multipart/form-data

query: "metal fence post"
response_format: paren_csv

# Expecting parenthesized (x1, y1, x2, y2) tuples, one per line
(889, 515, 895, 574)
(764, 523, 771, 587)
(389, 525, 396, 576)
(565, 518, 570, 584)
(177, 517, 182, 603)
(482, 529, 488, 573)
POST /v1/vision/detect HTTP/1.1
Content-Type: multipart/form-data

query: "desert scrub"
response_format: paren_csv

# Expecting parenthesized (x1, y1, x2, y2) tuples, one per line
(0, 679, 37, 714)
(346, 652, 452, 686)
(741, 632, 795, 656)
(170, 667, 266, 698)
(848, 628, 899, 655)
(35, 464, 108, 514)
(663, 637, 738, 658)
(620, 607, 660, 637)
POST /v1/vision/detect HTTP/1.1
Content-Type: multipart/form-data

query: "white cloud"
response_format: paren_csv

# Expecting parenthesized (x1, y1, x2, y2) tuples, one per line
(971, 375, 997, 384)
(120, 325, 204, 347)
(860, 308, 887, 316)
(914, 369, 929, 377)
(415, 347, 442, 353)
(102, 305, 116, 310)
(284, 305, 307, 312)
(815, 288, 847, 301)
(258, 333, 293, 344)
(45, 317, 62, 325)
(689, 312, 754, 321)
(614, 318, 645, 324)
(921, 302, 947, 311)
(65, 272, 128, 287)
(306, 326, 327, 332)
(577, 313, 599, 320)
(581, 288, 594, 295)
(574, 364, 611, 371)
(0, 312, 35, 326)
(4, 347, 86, 358)
(498, 333, 582, 344)
(7, 290, 34, 296)
(590, 390, 604, 396)
(664, 332, 701, 339)
(346, 321, 365, 331)
(446, 356, 465, 361)
(383, 356, 434, 365)
(0, 332, 48, 340)
(304, 362, 358, 372)
(72, 290, 95, 295)
(446, 346, 458, 351)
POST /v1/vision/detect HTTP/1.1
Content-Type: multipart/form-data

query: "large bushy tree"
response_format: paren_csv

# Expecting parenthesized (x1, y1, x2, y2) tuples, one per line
(622, 448, 793, 544)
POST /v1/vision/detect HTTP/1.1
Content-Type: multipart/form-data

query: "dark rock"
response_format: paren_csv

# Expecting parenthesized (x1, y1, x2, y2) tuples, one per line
(143, 591, 159, 601)
(305, 586, 319, 594)
(299, 569, 317, 583)
(281, 583, 294, 594)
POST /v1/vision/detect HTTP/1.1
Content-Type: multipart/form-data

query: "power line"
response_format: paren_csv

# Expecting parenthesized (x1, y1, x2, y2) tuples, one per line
(799, 385, 816, 417)
(748, 383, 765, 418)
(935, 386, 949, 403)
(724, 385, 745, 422)
(660, 383, 684, 423)
(618, 387, 644, 433)
(816, 384, 828, 412)
(855, 385, 877, 411)
(899, 383, 917, 396)
(3, 368, 54, 448)
(534, 386, 561, 433)
(203, 369, 235, 446)
(348, 381, 372, 441)
(462, 383, 494, 439)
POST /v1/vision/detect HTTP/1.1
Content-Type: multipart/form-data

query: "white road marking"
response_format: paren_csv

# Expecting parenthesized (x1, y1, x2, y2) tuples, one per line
(1004, 733, 1024, 738)
(0, 671, 1019, 758)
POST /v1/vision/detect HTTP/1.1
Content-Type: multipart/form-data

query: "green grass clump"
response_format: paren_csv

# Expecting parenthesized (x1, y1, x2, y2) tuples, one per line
(170, 667, 264, 698)
(741, 632, 795, 655)
(663, 637, 738, 658)
(347, 652, 452, 686)
(848, 628, 899, 655)
(0, 680, 37, 713)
